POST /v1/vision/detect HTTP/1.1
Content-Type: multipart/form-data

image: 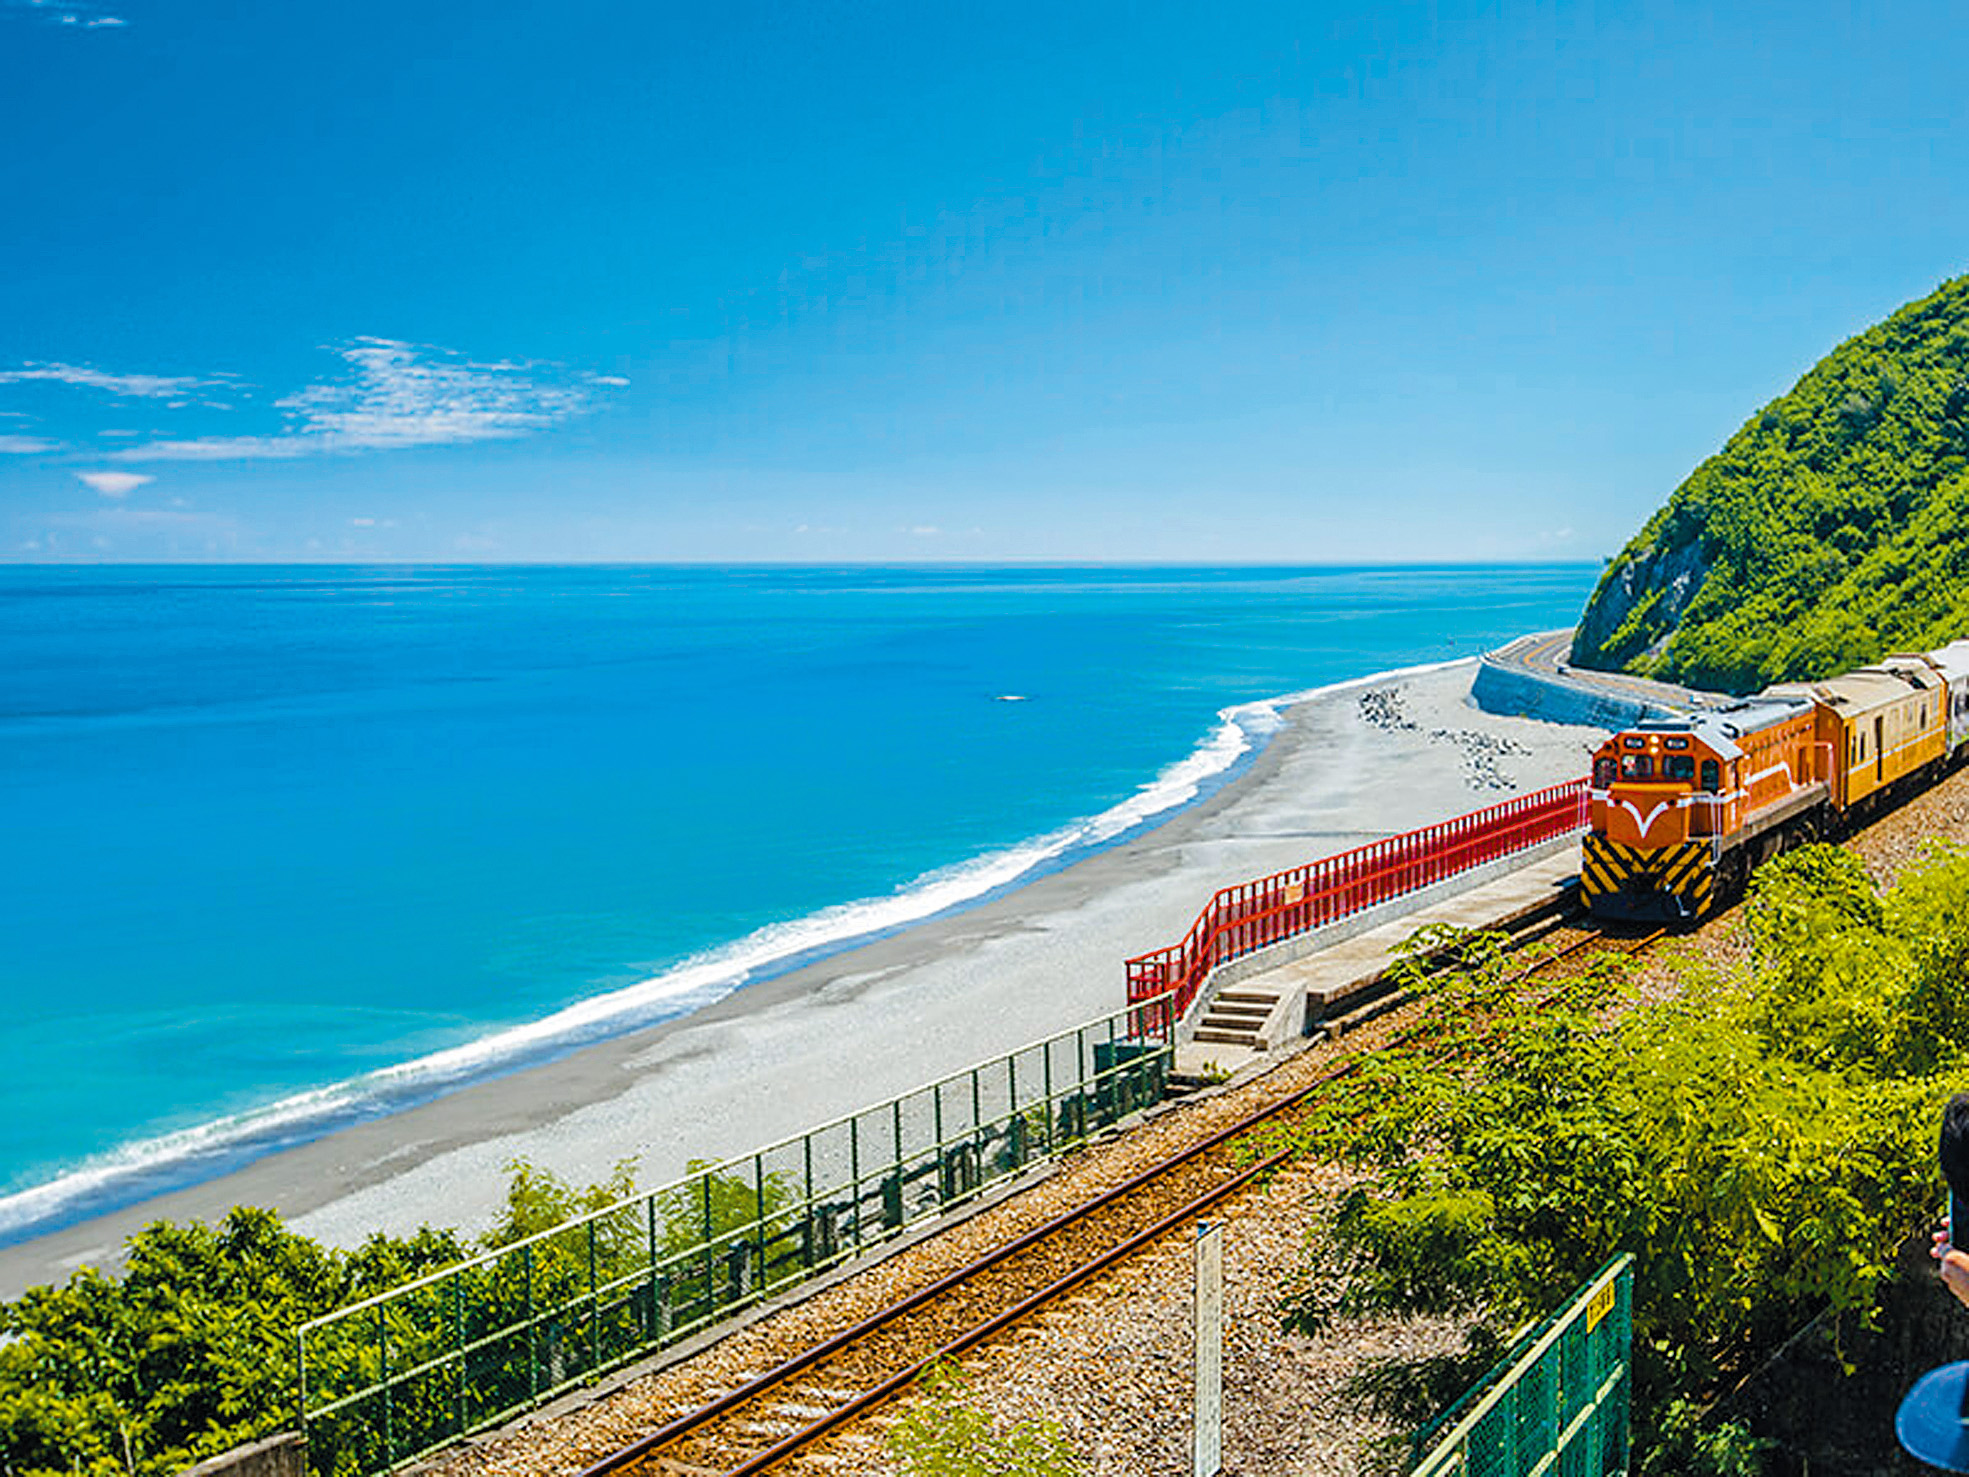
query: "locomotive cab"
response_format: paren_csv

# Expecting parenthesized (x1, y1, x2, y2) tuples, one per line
(1584, 698, 1819, 923)
(1590, 731, 1724, 850)
(1585, 725, 1730, 922)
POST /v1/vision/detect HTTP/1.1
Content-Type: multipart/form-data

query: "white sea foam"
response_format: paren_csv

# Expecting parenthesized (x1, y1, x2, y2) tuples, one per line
(0, 656, 1475, 1245)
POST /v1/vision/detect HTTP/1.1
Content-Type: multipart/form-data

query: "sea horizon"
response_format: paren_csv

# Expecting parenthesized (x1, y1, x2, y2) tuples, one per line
(0, 562, 1598, 1243)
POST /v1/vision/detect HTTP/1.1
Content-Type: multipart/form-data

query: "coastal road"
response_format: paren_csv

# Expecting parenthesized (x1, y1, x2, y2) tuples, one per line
(1488, 627, 1732, 713)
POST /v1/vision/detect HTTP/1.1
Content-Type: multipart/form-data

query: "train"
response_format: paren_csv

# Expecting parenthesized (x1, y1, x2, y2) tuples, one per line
(1583, 639, 1969, 921)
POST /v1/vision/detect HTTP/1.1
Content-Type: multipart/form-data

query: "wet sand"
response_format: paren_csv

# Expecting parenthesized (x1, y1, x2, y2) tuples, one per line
(0, 659, 1603, 1299)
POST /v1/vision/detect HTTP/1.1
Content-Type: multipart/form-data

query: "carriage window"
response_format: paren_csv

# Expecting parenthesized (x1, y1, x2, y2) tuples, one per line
(1593, 757, 1616, 787)
(1620, 754, 1653, 779)
(1701, 759, 1720, 791)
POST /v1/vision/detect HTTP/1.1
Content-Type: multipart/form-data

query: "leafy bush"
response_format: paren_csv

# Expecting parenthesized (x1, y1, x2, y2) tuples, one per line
(0, 1159, 625, 1477)
(887, 1363, 1084, 1477)
(1283, 845, 1969, 1459)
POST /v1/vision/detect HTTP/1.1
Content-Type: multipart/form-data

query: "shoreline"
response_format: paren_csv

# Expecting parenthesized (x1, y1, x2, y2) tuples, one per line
(0, 658, 1605, 1300)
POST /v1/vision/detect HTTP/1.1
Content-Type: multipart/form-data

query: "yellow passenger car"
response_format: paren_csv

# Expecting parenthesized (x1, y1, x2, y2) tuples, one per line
(1771, 661, 1947, 809)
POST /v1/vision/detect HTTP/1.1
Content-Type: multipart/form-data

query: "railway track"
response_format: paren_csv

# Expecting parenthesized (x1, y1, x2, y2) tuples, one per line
(575, 911, 1668, 1477)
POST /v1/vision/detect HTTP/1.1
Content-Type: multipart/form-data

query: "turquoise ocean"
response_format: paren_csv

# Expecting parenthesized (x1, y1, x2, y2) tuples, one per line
(0, 564, 1598, 1243)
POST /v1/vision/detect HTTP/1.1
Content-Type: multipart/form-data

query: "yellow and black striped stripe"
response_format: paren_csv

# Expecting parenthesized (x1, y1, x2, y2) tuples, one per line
(1582, 835, 1714, 919)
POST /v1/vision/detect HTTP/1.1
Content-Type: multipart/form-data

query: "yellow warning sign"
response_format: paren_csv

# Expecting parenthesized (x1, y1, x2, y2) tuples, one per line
(1585, 1278, 1616, 1332)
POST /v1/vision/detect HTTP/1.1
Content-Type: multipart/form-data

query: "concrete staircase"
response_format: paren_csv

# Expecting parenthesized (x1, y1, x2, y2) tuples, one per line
(1189, 986, 1283, 1050)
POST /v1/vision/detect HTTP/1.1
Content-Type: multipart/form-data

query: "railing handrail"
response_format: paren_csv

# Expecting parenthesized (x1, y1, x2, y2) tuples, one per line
(299, 996, 1170, 1333)
(1124, 778, 1590, 1017)
(1410, 1252, 1633, 1477)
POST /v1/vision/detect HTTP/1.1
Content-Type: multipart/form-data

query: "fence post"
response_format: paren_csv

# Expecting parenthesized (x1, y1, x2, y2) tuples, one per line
(849, 1114, 863, 1251)
(524, 1242, 537, 1403)
(587, 1218, 599, 1373)
(646, 1192, 660, 1340)
(932, 1087, 945, 1200)
(293, 1328, 307, 1453)
(753, 1154, 767, 1288)
(379, 1305, 393, 1465)
(453, 1268, 465, 1437)
(699, 1175, 713, 1323)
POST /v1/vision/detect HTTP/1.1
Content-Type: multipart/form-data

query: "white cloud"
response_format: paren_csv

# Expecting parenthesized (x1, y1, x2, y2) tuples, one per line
(120, 338, 619, 462)
(349, 517, 376, 527)
(0, 434, 58, 453)
(4, 0, 127, 27)
(0, 362, 210, 398)
(77, 470, 153, 498)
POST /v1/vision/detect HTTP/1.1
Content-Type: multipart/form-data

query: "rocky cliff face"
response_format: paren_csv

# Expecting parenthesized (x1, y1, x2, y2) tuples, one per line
(1567, 272, 1969, 695)
(1570, 532, 1711, 672)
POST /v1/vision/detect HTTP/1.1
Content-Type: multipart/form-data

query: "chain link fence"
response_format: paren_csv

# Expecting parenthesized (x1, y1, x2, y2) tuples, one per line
(296, 1000, 1172, 1476)
(1410, 1254, 1633, 1477)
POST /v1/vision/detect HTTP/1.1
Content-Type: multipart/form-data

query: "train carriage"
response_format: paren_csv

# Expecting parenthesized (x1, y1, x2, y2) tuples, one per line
(1910, 640, 1969, 756)
(1583, 646, 1961, 924)
(1769, 661, 1947, 811)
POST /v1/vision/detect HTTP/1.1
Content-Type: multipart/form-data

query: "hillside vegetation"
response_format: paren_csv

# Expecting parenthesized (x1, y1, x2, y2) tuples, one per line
(1286, 844, 1969, 1466)
(1572, 274, 1969, 693)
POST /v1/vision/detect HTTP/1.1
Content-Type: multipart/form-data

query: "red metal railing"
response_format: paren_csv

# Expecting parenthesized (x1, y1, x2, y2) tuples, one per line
(1124, 778, 1589, 1020)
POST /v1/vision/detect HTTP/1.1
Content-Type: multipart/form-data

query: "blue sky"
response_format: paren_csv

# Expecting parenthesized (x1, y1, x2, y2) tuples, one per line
(3, 0, 1966, 563)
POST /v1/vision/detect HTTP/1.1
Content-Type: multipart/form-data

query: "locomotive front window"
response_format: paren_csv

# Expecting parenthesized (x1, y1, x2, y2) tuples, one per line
(1701, 759, 1720, 791)
(1594, 757, 1616, 787)
(1665, 755, 1696, 781)
(1620, 754, 1654, 779)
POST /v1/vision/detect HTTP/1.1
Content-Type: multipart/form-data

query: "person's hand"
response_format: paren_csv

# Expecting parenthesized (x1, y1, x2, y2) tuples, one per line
(1935, 1220, 1969, 1310)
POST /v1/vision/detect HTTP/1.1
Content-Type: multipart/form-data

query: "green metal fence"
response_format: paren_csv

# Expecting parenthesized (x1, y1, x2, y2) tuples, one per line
(1410, 1254, 1633, 1477)
(295, 1000, 1173, 1476)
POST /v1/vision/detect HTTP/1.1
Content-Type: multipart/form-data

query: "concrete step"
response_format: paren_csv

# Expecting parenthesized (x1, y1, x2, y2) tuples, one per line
(1206, 1000, 1272, 1019)
(1212, 990, 1278, 1007)
(1192, 1027, 1261, 1046)
(1198, 1010, 1264, 1030)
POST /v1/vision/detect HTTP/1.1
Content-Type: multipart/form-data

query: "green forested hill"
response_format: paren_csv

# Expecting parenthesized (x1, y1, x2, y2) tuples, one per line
(1571, 274, 1969, 694)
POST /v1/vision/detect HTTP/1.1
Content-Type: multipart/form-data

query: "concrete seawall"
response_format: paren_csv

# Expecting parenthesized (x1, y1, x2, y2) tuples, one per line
(1471, 650, 1685, 729)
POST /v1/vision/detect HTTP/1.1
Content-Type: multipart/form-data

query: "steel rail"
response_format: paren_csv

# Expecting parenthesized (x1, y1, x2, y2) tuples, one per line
(723, 1150, 1286, 1476)
(577, 910, 1657, 1477)
(576, 1059, 1361, 1477)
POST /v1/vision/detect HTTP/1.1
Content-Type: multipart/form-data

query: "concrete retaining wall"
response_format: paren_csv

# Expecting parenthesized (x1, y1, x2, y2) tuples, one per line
(176, 1432, 305, 1477)
(1470, 654, 1681, 730)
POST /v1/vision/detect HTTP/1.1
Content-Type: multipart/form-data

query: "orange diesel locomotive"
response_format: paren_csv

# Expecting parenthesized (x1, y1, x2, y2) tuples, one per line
(1583, 641, 1969, 922)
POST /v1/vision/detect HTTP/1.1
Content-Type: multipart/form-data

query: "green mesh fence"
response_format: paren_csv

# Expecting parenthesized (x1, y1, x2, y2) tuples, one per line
(295, 1000, 1172, 1477)
(1411, 1254, 1633, 1477)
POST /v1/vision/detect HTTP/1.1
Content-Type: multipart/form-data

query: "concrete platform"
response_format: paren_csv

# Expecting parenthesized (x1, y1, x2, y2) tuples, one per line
(1174, 846, 1580, 1078)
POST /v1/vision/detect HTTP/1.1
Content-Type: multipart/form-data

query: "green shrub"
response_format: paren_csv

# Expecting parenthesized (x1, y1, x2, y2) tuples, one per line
(887, 1363, 1085, 1477)
(1284, 845, 1969, 1452)
(0, 1160, 623, 1477)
